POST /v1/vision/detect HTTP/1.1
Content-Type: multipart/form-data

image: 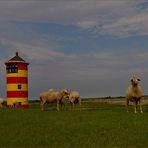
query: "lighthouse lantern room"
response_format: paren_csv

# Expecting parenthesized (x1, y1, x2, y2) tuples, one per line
(5, 52, 29, 108)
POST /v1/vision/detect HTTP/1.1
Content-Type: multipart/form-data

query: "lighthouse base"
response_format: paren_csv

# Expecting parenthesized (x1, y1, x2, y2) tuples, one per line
(7, 104, 29, 109)
(7, 98, 29, 109)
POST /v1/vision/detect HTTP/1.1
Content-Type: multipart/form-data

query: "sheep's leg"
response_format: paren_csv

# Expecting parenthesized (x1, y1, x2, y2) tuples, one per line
(59, 99, 63, 109)
(139, 104, 143, 113)
(126, 99, 129, 112)
(57, 100, 60, 111)
(139, 100, 143, 113)
(79, 99, 81, 111)
(60, 101, 65, 110)
(40, 98, 45, 111)
(70, 102, 74, 110)
(40, 102, 44, 111)
(134, 101, 137, 113)
(60, 102, 63, 109)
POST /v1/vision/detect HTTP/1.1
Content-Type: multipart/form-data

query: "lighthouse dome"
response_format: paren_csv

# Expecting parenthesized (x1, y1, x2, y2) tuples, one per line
(5, 52, 29, 65)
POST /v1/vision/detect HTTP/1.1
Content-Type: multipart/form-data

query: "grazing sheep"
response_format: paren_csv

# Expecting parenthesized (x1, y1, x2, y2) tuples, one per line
(126, 76, 143, 113)
(40, 89, 70, 111)
(0, 98, 7, 108)
(13, 102, 22, 107)
(68, 91, 81, 110)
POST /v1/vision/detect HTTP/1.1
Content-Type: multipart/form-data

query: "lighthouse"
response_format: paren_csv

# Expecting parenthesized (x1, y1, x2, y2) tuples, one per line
(5, 52, 29, 108)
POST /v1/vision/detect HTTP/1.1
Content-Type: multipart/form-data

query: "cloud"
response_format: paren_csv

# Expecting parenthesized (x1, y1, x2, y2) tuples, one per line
(18, 47, 66, 62)
(1, 1, 148, 38)
(0, 39, 66, 62)
(77, 20, 98, 29)
(100, 9, 148, 37)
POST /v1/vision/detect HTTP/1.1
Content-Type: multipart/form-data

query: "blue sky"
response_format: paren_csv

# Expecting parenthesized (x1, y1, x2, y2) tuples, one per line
(1, 0, 148, 99)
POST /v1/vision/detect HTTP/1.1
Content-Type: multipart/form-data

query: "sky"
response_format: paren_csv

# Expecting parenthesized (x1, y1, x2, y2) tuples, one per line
(1, 0, 148, 99)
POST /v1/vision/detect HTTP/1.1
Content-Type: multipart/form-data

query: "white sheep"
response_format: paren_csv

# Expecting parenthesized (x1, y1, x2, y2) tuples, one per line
(126, 76, 143, 113)
(13, 102, 21, 107)
(40, 88, 70, 111)
(68, 91, 81, 110)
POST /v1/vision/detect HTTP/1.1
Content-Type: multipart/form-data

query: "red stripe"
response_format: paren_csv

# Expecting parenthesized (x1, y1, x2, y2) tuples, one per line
(18, 63, 28, 70)
(7, 91, 28, 98)
(7, 77, 28, 84)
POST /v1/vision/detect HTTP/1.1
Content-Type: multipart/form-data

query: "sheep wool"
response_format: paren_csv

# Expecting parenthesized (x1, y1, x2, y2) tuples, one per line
(68, 91, 81, 110)
(126, 76, 143, 113)
(40, 89, 70, 111)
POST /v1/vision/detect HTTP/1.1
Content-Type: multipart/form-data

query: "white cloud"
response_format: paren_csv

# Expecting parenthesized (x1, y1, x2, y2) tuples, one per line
(1, 39, 66, 62)
(1, 0, 148, 38)
(18, 47, 66, 61)
(77, 20, 98, 29)
(100, 9, 148, 37)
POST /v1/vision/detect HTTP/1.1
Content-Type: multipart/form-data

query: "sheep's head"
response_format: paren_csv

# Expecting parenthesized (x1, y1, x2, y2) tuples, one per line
(62, 88, 70, 95)
(131, 76, 141, 86)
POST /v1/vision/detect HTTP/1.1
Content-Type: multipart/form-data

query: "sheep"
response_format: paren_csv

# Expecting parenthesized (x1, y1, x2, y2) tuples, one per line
(40, 88, 70, 111)
(13, 102, 22, 108)
(0, 98, 7, 108)
(126, 76, 143, 113)
(68, 91, 81, 110)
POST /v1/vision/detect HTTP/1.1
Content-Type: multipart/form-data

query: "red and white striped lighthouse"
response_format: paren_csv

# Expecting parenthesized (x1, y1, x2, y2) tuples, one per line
(5, 52, 29, 108)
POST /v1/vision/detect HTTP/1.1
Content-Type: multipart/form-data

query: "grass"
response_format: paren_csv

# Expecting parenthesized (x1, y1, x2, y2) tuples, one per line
(0, 102, 148, 148)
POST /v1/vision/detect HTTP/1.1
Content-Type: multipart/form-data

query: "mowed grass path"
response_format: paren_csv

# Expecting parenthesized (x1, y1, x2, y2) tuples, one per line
(0, 102, 148, 148)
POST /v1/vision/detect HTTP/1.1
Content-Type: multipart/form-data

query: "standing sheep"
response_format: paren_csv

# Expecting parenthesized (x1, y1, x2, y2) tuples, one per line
(40, 89, 70, 111)
(68, 91, 81, 110)
(126, 76, 143, 113)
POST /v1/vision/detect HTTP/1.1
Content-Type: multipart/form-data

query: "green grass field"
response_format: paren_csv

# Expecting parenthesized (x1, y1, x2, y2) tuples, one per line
(0, 102, 148, 148)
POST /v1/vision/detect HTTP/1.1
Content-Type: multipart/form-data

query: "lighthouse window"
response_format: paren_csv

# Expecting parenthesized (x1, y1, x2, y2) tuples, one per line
(6, 65, 18, 73)
(18, 84, 22, 90)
